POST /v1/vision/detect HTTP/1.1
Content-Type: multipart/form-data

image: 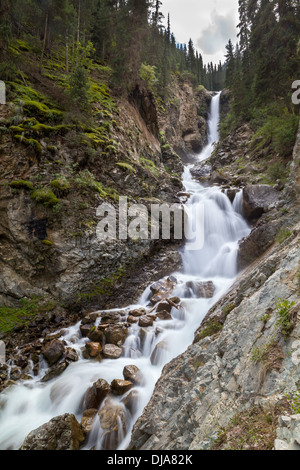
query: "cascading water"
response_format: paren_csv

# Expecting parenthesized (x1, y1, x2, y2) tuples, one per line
(0, 91, 250, 451)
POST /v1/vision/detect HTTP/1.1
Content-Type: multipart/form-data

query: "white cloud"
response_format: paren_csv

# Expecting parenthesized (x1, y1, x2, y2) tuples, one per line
(160, 0, 239, 64)
(196, 10, 238, 55)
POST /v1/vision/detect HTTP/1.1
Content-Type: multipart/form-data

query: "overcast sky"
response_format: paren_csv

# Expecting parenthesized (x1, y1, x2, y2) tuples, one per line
(160, 0, 239, 65)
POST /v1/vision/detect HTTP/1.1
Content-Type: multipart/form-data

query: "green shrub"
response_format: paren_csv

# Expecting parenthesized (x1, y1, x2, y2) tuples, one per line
(68, 65, 90, 109)
(9, 125, 26, 134)
(275, 298, 296, 340)
(139, 63, 158, 92)
(31, 188, 60, 207)
(74, 169, 119, 200)
(162, 143, 171, 151)
(272, 114, 300, 157)
(276, 228, 292, 245)
(267, 161, 288, 183)
(286, 388, 300, 414)
(250, 109, 299, 158)
(50, 178, 70, 192)
(219, 110, 242, 140)
(222, 302, 235, 317)
(140, 157, 160, 177)
(250, 338, 276, 364)
(195, 319, 223, 342)
(0, 60, 18, 81)
(47, 145, 58, 154)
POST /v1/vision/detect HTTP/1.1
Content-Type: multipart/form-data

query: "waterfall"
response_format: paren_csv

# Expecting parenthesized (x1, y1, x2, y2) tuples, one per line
(0, 91, 250, 451)
(233, 189, 244, 216)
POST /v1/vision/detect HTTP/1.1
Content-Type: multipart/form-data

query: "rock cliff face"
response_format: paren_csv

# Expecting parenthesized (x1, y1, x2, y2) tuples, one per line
(128, 125, 300, 451)
(0, 73, 207, 337)
(158, 79, 212, 158)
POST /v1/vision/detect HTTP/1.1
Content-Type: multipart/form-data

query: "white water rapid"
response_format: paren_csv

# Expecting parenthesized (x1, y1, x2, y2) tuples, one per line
(0, 91, 250, 451)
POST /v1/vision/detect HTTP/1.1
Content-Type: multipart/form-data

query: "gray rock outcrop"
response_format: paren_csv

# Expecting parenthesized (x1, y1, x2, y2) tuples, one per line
(20, 414, 85, 450)
(274, 415, 300, 450)
(128, 124, 300, 451)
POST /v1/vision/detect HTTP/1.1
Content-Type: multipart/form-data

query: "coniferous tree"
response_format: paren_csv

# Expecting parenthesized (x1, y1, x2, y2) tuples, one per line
(1, 0, 225, 98)
(225, 39, 235, 88)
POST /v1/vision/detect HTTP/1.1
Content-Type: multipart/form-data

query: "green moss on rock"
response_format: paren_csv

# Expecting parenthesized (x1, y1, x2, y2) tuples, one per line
(194, 319, 223, 342)
(50, 178, 70, 192)
(116, 162, 136, 174)
(31, 188, 60, 207)
(31, 123, 71, 136)
(0, 296, 56, 334)
(14, 135, 42, 154)
(9, 180, 34, 190)
(24, 100, 63, 123)
(42, 239, 53, 247)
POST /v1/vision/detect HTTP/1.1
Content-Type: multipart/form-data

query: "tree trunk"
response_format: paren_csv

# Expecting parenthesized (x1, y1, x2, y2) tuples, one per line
(77, 0, 81, 44)
(66, 36, 69, 74)
(76, 0, 81, 65)
(39, 9, 49, 73)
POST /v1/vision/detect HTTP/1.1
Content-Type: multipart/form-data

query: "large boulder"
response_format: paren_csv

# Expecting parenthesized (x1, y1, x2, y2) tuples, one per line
(156, 301, 172, 314)
(156, 310, 172, 320)
(41, 339, 65, 366)
(242, 184, 280, 222)
(104, 325, 128, 347)
(190, 162, 212, 183)
(98, 398, 127, 450)
(128, 308, 146, 318)
(185, 280, 215, 298)
(100, 311, 123, 325)
(111, 379, 134, 396)
(85, 342, 102, 358)
(80, 409, 98, 435)
(123, 365, 143, 385)
(102, 344, 122, 359)
(127, 315, 139, 324)
(138, 316, 154, 328)
(80, 324, 93, 337)
(183, 132, 203, 153)
(150, 276, 177, 305)
(84, 378, 110, 410)
(20, 414, 85, 450)
(122, 390, 140, 415)
(237, 219, 281, 271)
(41, 362, 67, 383)
(87, 326, 104, 343)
